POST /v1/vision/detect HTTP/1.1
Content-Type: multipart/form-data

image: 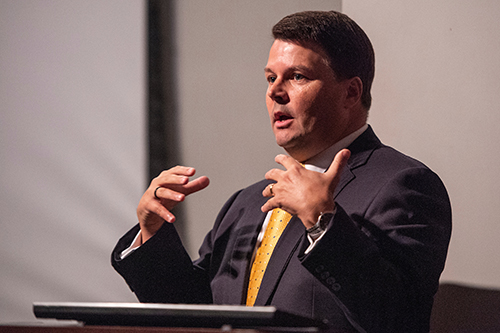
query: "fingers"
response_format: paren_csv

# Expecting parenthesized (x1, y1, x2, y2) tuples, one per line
(262, 182, 276, 198)
(153, 186, 186, 205)
(264, 168, 283, 182)
(264, 154, 299, 181)
(324, 149, 351, 179)
(184, 175, 210, 195)
(139, 166, 209, 228)
(154, 165, 210, 194)
(261, 196, 279, 213)
(155, 166, 195, 187)
(168, 165, 197, 177)
(274, 154, 301, 170)
(261, 151, 351, 219)
(137, 198, 176, 242)
(154, 175, 210, 202)
(150, 199, 177, 223)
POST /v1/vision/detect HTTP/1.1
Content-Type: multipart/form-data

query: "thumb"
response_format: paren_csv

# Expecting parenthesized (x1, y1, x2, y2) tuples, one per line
(325, 149, 351, 180)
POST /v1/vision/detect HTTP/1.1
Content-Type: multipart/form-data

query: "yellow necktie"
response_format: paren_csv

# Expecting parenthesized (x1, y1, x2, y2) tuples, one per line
(246, 208, 292, 306)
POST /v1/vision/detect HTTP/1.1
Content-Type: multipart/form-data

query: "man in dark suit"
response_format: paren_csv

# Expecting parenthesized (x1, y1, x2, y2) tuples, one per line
(112, 11, 451, 332)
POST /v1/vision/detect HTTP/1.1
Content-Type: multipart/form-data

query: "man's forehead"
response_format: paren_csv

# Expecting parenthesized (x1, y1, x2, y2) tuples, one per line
(265, 39, 331, 71)
(272, 39, 328, 55)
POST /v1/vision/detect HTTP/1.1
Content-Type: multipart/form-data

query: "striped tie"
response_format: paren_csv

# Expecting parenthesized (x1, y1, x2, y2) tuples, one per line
(246, 208, 292, 306)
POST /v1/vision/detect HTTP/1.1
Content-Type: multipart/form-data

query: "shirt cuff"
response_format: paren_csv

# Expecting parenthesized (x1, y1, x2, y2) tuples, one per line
(120, 230, 142, 259)
(304, 209, 336, 254)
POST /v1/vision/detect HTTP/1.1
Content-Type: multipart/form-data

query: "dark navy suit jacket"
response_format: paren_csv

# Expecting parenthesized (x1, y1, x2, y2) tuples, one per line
(112, 127, 452, 332)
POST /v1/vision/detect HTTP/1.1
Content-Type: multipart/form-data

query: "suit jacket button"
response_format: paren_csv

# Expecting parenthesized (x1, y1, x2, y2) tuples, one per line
(331, 283, 341, 292)
(315, 265, 325, 273)
(326, 277, 336, 285)
(321, 272, 330, 279)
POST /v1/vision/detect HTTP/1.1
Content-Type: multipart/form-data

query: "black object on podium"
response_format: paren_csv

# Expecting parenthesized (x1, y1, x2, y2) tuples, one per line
(33, 302, 328, 330)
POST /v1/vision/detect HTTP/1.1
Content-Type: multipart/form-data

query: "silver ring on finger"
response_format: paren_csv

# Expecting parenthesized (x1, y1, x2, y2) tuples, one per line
(154, 186, 162, 200)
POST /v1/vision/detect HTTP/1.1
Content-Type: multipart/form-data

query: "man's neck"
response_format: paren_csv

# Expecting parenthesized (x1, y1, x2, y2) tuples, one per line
(302, 124, 368, 172)
(287, 122, 368, 163)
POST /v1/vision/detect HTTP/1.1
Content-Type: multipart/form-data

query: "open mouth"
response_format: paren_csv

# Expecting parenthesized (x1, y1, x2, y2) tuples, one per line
(274, 111, 293, 123)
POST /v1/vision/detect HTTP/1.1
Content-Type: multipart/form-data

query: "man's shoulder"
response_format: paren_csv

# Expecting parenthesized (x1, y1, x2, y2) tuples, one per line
(373, 144, 431, 170)
(352, 126, 435, 174)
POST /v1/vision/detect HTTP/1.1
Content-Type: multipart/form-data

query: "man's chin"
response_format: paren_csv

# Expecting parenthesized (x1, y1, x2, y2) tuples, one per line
(275, 137, 302, 155)
(275, 137, 295, 150)
(274, 130, 298, 146)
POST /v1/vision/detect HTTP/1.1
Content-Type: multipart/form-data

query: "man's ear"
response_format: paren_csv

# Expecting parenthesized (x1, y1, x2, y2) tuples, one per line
(344, 76, 363, 109)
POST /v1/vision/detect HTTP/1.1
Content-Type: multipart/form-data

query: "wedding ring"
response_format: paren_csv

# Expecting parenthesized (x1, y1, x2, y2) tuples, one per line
(269, 184, 274, 196)
(154, 186, 161, 200)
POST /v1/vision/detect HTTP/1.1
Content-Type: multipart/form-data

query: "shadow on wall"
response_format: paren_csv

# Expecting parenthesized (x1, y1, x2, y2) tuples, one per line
(430, 283, 500, 333)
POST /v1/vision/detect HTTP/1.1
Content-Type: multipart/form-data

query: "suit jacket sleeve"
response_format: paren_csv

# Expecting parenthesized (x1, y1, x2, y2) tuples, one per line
(299, 166, 452, 332)
(111, 189, 244, 304)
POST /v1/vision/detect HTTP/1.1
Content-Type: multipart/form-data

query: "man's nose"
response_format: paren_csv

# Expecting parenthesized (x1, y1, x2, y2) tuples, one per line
(267, 79, 289, 103)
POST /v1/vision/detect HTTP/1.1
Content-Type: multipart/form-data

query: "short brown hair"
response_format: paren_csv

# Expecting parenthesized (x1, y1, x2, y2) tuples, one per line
(272, 11, 375, 110)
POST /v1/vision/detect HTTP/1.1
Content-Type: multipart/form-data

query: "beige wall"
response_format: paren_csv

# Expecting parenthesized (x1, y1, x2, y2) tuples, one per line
(0, 0, 144, 323)
(343, 1, 500, 288)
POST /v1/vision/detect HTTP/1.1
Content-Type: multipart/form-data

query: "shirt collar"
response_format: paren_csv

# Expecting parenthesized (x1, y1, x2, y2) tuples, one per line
(303, 124, 368, 173)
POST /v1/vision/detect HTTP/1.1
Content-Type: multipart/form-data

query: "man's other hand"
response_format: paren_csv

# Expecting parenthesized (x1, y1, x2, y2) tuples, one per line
(137, 166, 210, 243)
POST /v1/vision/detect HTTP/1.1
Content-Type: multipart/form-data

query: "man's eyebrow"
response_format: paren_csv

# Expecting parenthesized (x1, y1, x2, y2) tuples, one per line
(264, 65, 311, 73)
(291, 65, 312, 72)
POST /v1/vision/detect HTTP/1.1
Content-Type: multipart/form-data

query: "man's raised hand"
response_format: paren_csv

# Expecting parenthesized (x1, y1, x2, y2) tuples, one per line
(137, 166, 209, 242)
(261, 149, 350, 229)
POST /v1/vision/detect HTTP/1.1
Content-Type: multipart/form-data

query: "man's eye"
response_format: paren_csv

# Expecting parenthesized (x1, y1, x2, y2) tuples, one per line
(267, 76, 276, 84)
(293, 74, 305, 81)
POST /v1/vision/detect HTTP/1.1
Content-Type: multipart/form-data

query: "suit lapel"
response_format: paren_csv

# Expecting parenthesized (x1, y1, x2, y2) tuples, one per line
(335, 126, 382, 198)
